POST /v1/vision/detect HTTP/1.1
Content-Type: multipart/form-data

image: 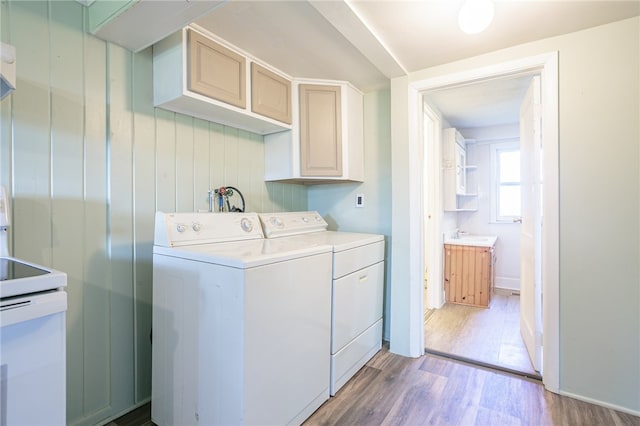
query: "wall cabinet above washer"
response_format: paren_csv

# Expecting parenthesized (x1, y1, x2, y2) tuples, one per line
(87, 0, 227, 52)
(153, 25, 293, 135)
(264, 80, 364, 184)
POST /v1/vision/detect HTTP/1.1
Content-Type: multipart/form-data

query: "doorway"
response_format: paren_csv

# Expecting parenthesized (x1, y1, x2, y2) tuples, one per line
(410, 52, 559, 391)
(421, 74, 539, 377)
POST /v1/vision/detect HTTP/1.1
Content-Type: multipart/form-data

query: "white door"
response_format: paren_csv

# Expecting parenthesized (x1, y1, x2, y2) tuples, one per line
(519, 76, 543, 372)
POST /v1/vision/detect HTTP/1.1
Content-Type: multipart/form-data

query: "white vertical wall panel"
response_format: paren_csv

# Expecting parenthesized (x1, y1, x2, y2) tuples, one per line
(155, 108, 176, 213)
(10, 1, 52, 266)
(82, 12, 111, 423)
(132, 46, 155, 403)
(193, 118, 211, 211)
(107, 43, 136, 416)
(175, 114, 194, 211)
(0, 2, 307, 425)
(49, 0, 87, 422)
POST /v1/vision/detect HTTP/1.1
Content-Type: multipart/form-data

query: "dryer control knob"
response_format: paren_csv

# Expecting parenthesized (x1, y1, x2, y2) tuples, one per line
(176, 223, 187, 233)
(192, 222, 202, 232)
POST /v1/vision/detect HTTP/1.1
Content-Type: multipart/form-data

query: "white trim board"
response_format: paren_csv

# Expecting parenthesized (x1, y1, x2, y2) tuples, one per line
(395, 52, 559, 393)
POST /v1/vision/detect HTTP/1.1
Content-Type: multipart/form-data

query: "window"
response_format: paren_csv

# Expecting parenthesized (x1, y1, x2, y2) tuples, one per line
(491, 142, 521, 222)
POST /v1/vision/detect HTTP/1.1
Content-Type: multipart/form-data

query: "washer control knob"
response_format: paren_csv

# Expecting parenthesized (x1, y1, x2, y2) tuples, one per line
(315, 215, 322, 222)
(270, 217, 284, 228)
(241, 217, 254, 233)
(176, 223, 187, 233)
(302, 216, 309, 223)
(192, 222, 202, 232)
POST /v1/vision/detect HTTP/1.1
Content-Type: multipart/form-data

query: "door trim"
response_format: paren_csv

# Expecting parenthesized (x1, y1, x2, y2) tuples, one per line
(407, 52, 559, 392)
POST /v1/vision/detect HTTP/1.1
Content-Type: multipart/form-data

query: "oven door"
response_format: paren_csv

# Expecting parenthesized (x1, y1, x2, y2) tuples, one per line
(1, 290, 67, 426)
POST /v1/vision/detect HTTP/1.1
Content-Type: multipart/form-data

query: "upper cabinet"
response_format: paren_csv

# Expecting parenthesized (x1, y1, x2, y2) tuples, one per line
(87, 0, 227, 52)
(443, 128, 477, 211)
(251, 63, 292, 125)
(264, 80, 363, 184)
(187, 29, 246, 109)
(153, 25, 292, 135)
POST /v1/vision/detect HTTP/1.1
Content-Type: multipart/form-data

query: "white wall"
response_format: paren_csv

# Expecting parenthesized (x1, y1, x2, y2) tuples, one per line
(391, 17, 640, 413)
(308, 88, 392, 338)
(0, 1, 307, 425)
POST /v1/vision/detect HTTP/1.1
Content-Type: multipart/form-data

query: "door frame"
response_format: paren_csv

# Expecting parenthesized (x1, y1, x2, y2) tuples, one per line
(411, 52, 559, 392)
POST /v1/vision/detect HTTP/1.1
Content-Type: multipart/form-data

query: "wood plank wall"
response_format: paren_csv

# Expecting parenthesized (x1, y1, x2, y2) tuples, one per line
(0, 1, 307, 424)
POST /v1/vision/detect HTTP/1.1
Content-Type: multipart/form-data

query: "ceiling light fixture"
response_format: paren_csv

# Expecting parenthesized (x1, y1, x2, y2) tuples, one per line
(458, 0, 495, 35)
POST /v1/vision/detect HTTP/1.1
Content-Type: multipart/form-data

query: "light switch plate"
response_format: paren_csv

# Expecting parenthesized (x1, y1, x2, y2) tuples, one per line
(355, 194, 364, 208)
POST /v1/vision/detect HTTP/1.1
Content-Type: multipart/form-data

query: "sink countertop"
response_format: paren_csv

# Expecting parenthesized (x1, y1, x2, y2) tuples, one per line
(443, 235, 497, 248)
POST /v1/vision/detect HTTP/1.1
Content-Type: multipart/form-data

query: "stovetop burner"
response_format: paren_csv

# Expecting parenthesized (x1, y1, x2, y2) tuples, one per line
(1, 258, 49, 281)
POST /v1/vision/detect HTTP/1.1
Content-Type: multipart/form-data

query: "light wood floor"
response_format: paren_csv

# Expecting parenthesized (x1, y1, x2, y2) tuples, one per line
(112, 348, 639, 426)
(424, 292, 537, 376)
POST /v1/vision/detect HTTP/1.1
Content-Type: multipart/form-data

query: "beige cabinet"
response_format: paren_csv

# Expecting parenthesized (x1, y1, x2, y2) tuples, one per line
(251, 63, 292, 124)
(153, 26, 293, 135)
(299, 84, 342, 177)
(264, 80, 363, 184)
(188, 29, 246, 109)
(443, 244, 495, 308)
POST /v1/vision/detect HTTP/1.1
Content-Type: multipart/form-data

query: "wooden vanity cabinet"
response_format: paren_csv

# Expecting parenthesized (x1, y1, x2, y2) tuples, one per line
(443, 244, 495, 308)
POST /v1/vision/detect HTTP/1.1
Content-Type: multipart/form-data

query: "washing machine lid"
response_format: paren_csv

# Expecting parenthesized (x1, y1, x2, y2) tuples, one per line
(153, 237, 331, 268)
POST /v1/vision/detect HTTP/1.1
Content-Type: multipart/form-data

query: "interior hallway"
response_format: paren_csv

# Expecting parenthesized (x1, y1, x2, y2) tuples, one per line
(424, 292, 537, 376)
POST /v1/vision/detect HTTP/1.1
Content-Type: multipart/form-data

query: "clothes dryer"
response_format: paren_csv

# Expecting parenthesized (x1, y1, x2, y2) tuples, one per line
(152, 212, 332, 425)
(259, 211, 385, 395)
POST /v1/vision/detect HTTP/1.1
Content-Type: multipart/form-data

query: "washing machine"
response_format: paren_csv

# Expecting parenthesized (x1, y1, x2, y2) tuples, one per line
(258, 211, 385, 395)
(151, 212, 332, 426)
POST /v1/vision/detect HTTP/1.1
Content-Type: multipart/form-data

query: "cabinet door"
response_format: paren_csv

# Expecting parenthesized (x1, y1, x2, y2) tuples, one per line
(187, 29, 246, 108)
(299, 84, 342, 177)
(251, 63, 292, 124)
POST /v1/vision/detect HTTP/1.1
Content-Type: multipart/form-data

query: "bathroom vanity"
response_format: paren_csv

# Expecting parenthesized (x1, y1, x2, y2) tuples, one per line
(443, 235, 497, 308)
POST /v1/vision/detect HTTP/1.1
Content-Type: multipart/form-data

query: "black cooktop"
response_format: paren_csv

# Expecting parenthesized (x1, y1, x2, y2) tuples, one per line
(0, 258, 50, 281)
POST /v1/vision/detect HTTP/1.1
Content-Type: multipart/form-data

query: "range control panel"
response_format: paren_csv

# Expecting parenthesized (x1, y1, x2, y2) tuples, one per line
(154, 212, 264, 247)
(258, 211, 327, 238)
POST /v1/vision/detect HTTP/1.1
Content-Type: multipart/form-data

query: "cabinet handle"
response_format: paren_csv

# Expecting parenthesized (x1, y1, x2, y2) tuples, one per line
(359, 274, 368, 282)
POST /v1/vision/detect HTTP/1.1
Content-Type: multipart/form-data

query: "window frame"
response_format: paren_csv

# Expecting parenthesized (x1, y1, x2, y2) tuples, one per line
(490, 141, 521, 223)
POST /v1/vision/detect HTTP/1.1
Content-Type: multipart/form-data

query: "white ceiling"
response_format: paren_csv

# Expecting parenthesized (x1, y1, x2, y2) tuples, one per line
(194, 0, 640, 128)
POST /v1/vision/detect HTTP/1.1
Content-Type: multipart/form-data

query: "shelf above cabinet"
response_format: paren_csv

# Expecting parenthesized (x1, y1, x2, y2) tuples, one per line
(88, 0, 227, 52)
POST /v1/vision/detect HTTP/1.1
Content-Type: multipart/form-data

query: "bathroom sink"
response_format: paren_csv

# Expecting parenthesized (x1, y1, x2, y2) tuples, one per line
(444, 235, 497, 247)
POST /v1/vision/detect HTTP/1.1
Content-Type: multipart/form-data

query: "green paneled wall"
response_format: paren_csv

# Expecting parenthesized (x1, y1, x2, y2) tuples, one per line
(0, 1, 307, 424)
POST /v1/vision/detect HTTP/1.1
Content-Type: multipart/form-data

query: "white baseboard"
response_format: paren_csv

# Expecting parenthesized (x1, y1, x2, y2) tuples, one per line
(495, 276, 519, 291)
(559, 390, 640, 417)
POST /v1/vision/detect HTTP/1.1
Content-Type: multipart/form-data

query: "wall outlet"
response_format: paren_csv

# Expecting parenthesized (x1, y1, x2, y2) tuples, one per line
(355, 194, 364, 208)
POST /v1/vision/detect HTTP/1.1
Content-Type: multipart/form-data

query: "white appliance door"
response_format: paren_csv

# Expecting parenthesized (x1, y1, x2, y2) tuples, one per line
(519, 76, 543, 372)
(1, 291, 67, 426)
